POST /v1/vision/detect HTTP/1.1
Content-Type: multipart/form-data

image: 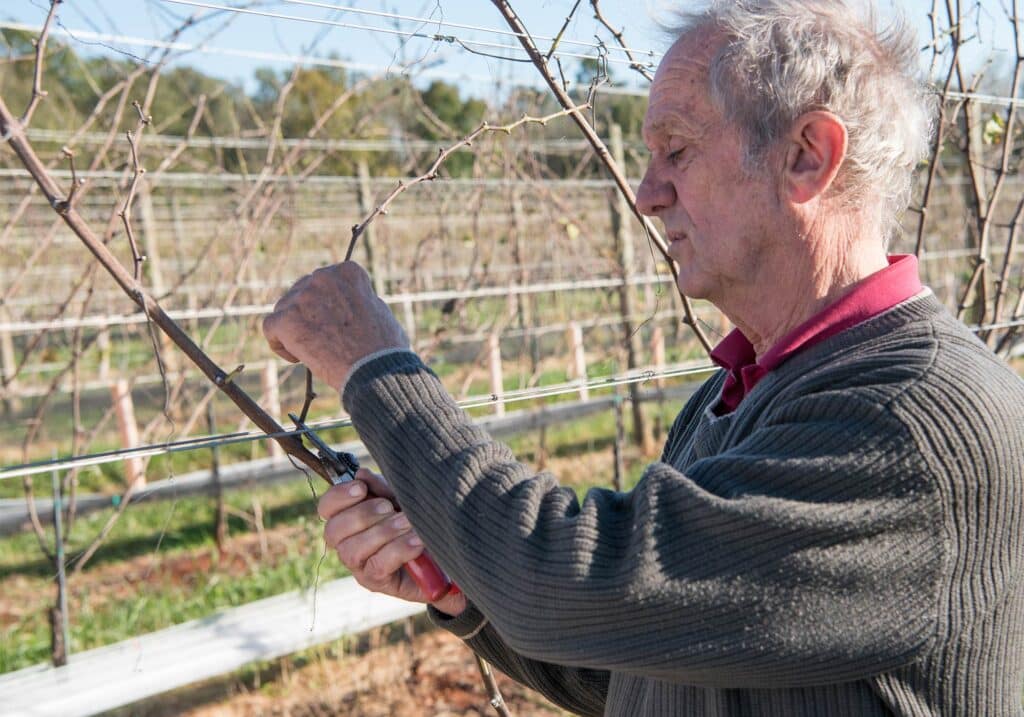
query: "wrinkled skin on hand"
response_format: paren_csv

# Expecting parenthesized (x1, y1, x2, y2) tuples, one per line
(265, 262, 464, 615)
(262, 261, 408, 391)
(318, 468, 467, 617)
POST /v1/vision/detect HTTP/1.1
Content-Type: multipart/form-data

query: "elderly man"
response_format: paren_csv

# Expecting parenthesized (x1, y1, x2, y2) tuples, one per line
(264, 1, 1024, 715)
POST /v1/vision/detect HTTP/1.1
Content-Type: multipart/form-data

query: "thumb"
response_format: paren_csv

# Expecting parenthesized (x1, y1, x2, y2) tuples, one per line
(262, 314, 300, 363)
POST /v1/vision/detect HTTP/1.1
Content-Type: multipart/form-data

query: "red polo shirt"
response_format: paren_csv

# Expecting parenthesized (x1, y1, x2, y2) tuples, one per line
(710, 255, 924, 415)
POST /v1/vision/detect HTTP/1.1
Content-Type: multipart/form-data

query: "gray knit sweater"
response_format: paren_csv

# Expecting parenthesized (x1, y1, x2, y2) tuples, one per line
(342, 293, 1024, 717)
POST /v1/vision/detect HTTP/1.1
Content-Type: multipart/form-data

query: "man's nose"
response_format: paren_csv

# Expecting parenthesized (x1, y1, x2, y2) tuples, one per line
(636, 166, 675, 216)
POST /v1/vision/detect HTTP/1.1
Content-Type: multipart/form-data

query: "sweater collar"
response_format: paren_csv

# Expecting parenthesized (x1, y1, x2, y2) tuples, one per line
(710, 254, 923, 414)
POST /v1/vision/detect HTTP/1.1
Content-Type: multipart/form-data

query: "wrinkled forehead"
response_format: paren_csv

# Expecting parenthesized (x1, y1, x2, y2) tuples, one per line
(642, 32, 721, 143)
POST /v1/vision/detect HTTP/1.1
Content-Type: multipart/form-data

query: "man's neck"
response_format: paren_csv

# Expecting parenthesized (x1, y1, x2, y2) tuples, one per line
(722, 240, 889, 359)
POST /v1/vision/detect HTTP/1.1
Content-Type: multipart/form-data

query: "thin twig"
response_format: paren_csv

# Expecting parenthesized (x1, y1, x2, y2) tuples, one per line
(152, 94, 208, 174)
(473, 653, 513, 717)
(490, 0, 712, 354)
(298, 367, 317, 424)
(344, 106, 588, 261)
(546, 0, 583, 61)
(590, 0, 655, 81)
(916, 7, 966, 258)
(0, 94, 330, 481)
(987, 0, 1024, 345)
(20, 0, 62, 127)
(54, 147, 83, 215)
(118, 101, 152, 282)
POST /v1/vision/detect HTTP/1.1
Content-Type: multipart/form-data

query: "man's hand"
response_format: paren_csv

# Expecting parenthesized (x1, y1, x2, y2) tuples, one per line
(262, 262, 408, 391)
(319, 467, 467, 617)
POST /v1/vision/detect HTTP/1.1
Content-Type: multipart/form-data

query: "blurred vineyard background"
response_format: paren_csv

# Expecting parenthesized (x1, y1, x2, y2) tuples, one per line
(1, 1, 1022, 714)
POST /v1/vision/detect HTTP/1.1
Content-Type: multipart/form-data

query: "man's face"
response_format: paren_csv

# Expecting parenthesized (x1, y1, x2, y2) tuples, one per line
(637, 34, 781, 305)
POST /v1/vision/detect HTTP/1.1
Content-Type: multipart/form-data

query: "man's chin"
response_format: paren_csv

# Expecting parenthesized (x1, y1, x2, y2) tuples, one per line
(676, 275, 712, 302)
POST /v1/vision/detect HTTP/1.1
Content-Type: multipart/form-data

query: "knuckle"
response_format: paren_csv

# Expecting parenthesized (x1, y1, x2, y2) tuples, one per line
(362, 556, 389, 582)
(352, 570, 378, 591)
(316, 494, 335, 521)
(322, 517, 345, 548)
(334, 544, 360, 570)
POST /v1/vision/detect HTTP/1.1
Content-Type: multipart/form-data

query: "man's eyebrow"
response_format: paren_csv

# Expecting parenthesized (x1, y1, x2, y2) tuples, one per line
(644, 113, 706, 142)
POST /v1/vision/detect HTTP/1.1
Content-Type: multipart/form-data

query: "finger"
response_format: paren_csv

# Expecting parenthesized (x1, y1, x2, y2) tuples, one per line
(355, 467, 395, 500)
(335, 512, 418, 571)
(261, 313, 300, 363)
(273, 272, 315, 311)
(361, 529, 426, 586)
(317, 480, 368, 521)
(267, 339, 300, 364)
(338, 260, 371, 288)
(322, 496, 396, 548)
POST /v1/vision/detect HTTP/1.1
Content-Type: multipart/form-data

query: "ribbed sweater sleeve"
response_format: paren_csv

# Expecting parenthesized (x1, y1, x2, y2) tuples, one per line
(342, 350, 946, 690)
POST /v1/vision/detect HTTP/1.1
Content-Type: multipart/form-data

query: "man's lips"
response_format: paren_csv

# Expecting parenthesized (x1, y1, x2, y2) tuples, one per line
(666, 233, 688, 259)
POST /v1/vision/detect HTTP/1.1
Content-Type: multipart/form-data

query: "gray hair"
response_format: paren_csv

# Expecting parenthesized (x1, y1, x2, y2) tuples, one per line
(664, 0, 936, 242)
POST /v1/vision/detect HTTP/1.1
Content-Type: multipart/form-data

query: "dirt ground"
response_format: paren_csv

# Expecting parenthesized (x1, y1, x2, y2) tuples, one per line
(120, 627, 572, 717)
(10, 447, 630, 716)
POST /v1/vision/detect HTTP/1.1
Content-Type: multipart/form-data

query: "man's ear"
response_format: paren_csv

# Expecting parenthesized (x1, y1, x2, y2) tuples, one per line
(781, 111, 848, 204)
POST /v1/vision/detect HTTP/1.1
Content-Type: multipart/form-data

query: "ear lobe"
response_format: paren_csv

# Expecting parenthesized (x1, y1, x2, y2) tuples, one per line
(782, 111, 847, 205)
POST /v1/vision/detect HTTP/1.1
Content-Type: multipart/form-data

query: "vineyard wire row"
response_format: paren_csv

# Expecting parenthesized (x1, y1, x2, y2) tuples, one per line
(9, 22, 1024, 107)
(159, 0, 652, 70)
(272, 0, 663, 58)
(0, 361, 719, 480)
(0, 274, 684, 333)
(21, 128, 633, 154)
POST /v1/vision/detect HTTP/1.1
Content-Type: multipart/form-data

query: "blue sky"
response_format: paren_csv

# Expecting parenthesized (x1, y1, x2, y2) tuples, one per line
(1, 1, 1017, 102)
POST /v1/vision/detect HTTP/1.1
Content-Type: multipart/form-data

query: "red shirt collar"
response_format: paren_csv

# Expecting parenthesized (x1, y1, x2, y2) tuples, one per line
(710, 255, 923, 414)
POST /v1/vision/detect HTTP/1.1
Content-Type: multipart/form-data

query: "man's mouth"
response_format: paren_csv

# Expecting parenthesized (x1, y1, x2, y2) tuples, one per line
(666, 233, 687, 255)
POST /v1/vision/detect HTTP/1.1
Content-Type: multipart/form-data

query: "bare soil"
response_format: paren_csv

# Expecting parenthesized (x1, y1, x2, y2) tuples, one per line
(13, 447, 634, 715)
(115, 628, 571, 717)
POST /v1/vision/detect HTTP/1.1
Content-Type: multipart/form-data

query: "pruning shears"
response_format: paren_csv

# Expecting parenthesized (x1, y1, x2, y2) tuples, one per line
(289, 413, 457, 602)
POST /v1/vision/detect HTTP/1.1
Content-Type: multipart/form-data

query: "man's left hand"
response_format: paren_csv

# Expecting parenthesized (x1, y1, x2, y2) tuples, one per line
(262, 261, 408, 390)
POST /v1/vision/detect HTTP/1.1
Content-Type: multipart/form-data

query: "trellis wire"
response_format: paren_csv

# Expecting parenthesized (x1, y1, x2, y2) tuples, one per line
(21, 128, 623, 154)
(0, 275, 683, 333)
(0, 362, 719, 481)
(0, 21, 478, 84)
(6, 23, 1022, 106)
(157, 0, 654, 70)
(273, 0, 662, 59)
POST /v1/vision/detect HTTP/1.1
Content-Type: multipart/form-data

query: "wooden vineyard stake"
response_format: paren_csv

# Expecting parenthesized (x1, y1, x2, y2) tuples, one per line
(651, 326, 666, 390)
(261, 360, 284, 460)
(567, 322, 589, 401)
(488, 332, 505, 416)
(111, 379, 144, 488)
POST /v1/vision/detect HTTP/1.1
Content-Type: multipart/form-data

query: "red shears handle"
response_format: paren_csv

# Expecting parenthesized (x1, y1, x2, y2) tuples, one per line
(375, 491, 459, 601)
(405, 551, 459, 602)
(288, 413, 459, 603)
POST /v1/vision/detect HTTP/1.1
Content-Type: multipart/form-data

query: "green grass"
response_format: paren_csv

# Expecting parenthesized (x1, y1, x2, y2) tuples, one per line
(0, 477, 348, 673)
(0, 388, 683, 676)
(0, 523, 349, 673)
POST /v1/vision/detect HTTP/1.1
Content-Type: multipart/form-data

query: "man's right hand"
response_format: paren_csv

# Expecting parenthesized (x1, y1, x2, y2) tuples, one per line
(318, 467, 467, 617)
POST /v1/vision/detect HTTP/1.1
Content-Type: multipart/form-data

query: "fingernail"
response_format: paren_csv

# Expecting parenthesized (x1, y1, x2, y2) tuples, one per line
(374, 501, 393, 514)
(407, 535, 422, 547)
(391, 514, 410, 529)
(346, 484, 364, 497)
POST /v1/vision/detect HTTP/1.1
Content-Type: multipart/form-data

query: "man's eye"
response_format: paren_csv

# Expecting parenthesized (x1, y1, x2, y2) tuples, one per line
(667, 148, 686, 163)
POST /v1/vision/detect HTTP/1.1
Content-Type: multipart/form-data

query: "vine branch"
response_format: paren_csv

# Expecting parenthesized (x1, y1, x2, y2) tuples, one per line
(20, 0, 61, 127)
(590, 0, 655, 81)
(490, 0, 712, 354)
(0, 94, 331, 483)
(118, 101, 152, 282)
(345, 106, 588, 261)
